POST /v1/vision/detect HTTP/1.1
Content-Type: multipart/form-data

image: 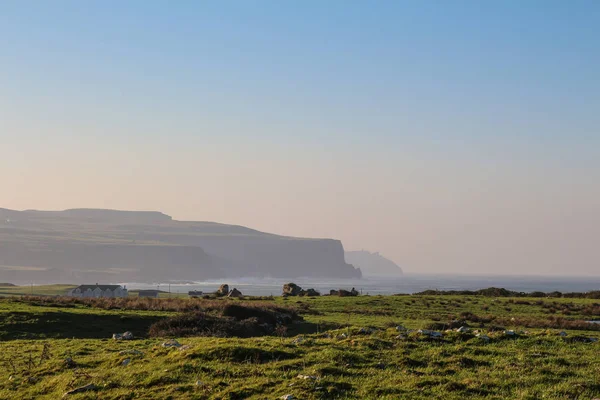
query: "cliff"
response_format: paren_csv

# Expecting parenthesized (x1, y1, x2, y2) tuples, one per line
(0, 208, 361, 283)
(345, 250, 403, 277)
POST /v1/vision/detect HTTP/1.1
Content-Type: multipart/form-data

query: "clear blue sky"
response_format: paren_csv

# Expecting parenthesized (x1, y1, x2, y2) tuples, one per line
(1, 1, 599, 275)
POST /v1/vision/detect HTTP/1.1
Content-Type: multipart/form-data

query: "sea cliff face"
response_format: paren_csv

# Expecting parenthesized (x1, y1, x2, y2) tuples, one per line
(0, 208, 361, 283)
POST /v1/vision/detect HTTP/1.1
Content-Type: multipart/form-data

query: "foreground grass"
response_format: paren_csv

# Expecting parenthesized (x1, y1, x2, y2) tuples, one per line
(1, 294, 599, 399)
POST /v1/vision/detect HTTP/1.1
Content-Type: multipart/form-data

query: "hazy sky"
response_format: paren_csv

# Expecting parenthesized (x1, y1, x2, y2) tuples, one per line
(1, 1, 599, 275)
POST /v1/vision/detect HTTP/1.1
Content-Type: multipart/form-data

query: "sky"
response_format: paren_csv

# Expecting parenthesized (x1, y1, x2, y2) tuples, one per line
(1, 1, 599, 276)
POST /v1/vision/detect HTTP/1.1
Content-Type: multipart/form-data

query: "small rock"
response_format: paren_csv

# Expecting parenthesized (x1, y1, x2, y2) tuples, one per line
(504, 330, 516, 336)
(122, 358, 131, 366)
(280, 395, 295, 400)
(376, 362, 385, 369)
(27, 376, 38, 384)
(112, 331, 134, 340)
(227, 288, 243, 298)
(297, 374, 318, 380)
(195, 380, 202, 386)
(395, 325, 406, 331)
(395, 334, 407, 340)
(337, 333, 348, 339)
(358, 327, 373, 334)
(162, 339, 182, 348)
(476, 334, 490, 342)
(559, 331, 568, 337)
(63, 383, 98, 397)
(456, 326, 469, 333)
(179, 345, 192, 351)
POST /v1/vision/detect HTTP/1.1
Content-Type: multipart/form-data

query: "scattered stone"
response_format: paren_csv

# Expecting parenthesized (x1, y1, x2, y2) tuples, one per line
(283, 283, 303, 296)
(162, 339, 182, 348)
(122, 358, 131, 366)
(395, 334, 407, 340)
(395, 325, 406, 331)
(504, 330, 516, 336)
(63, 383, 98, 397)
(456, 326, 470, 333)
(196, 380, 202, 386)
(418, 329, 442, 338)
(112, 331, 133, 340)
(358, 327, 374, 334)
(118, 350, 143, 356)
(8, 375, 15, 382)
(376, 362, 385, 369)
(227, 288, 243, 298)
(216, 284, 229, 296)
(280, 395, 295, 400)
(337, 333, 348, 339)
(476, 334, 490, 342)
(297, 374, 318, 380)
(179, 345, 192, 351)
(559, 331, 568, 337)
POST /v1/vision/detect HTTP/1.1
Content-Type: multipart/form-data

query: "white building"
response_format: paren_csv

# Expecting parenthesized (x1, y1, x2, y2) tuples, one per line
(67, 284, 128, 298)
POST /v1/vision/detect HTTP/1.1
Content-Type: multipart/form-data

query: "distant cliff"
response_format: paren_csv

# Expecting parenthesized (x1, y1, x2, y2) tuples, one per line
(345, 250, 403, 277)
(0, 208, 361, 283)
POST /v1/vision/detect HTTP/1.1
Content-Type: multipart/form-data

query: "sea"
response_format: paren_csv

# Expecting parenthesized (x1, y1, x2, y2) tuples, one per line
(121, 274, 600, 296)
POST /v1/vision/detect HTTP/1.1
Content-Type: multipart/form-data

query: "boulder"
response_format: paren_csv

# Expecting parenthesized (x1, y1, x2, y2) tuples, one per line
(216, 284, 229, 296)
(282, 283, 303, 296)
(305, 288, 320, 297)
(227, 288, 243, 298)
(329, 289, 339, 296)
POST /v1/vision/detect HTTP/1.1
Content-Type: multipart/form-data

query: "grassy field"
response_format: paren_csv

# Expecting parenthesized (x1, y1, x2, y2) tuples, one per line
(0, 292, 599, 399)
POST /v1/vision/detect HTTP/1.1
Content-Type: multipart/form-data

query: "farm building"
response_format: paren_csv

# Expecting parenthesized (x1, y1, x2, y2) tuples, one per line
(66, 284, 128, 298)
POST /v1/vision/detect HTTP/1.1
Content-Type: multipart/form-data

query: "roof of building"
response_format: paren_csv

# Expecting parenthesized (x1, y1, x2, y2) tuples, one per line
(73, 284, 123, 291)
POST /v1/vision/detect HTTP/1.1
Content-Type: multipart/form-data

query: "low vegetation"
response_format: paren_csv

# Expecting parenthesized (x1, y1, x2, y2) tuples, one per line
(0, 287, 599, 399)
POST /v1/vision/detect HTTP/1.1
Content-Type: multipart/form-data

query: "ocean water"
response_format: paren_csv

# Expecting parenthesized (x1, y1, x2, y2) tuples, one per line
(122, 274, 600, 296)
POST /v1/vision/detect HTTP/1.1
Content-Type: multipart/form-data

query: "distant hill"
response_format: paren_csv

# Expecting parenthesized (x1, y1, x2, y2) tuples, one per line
(0, 208, 361, 283)
(345, 251, 403, 277)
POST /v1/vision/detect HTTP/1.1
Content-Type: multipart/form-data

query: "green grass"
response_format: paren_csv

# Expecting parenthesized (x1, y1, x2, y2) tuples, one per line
(1, 294, 599, 399)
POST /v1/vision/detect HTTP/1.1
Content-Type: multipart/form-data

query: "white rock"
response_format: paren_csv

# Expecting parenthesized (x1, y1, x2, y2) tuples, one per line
(297, 374, 318, 380)
(456, 326, 469, 333)
(280, 395, 295, 400)
(122, 331, 134, 340)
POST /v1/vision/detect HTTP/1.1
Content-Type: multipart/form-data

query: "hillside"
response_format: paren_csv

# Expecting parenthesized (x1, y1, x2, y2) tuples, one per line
(0, 208, 361, 283)
(345, 250, 403, 277)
